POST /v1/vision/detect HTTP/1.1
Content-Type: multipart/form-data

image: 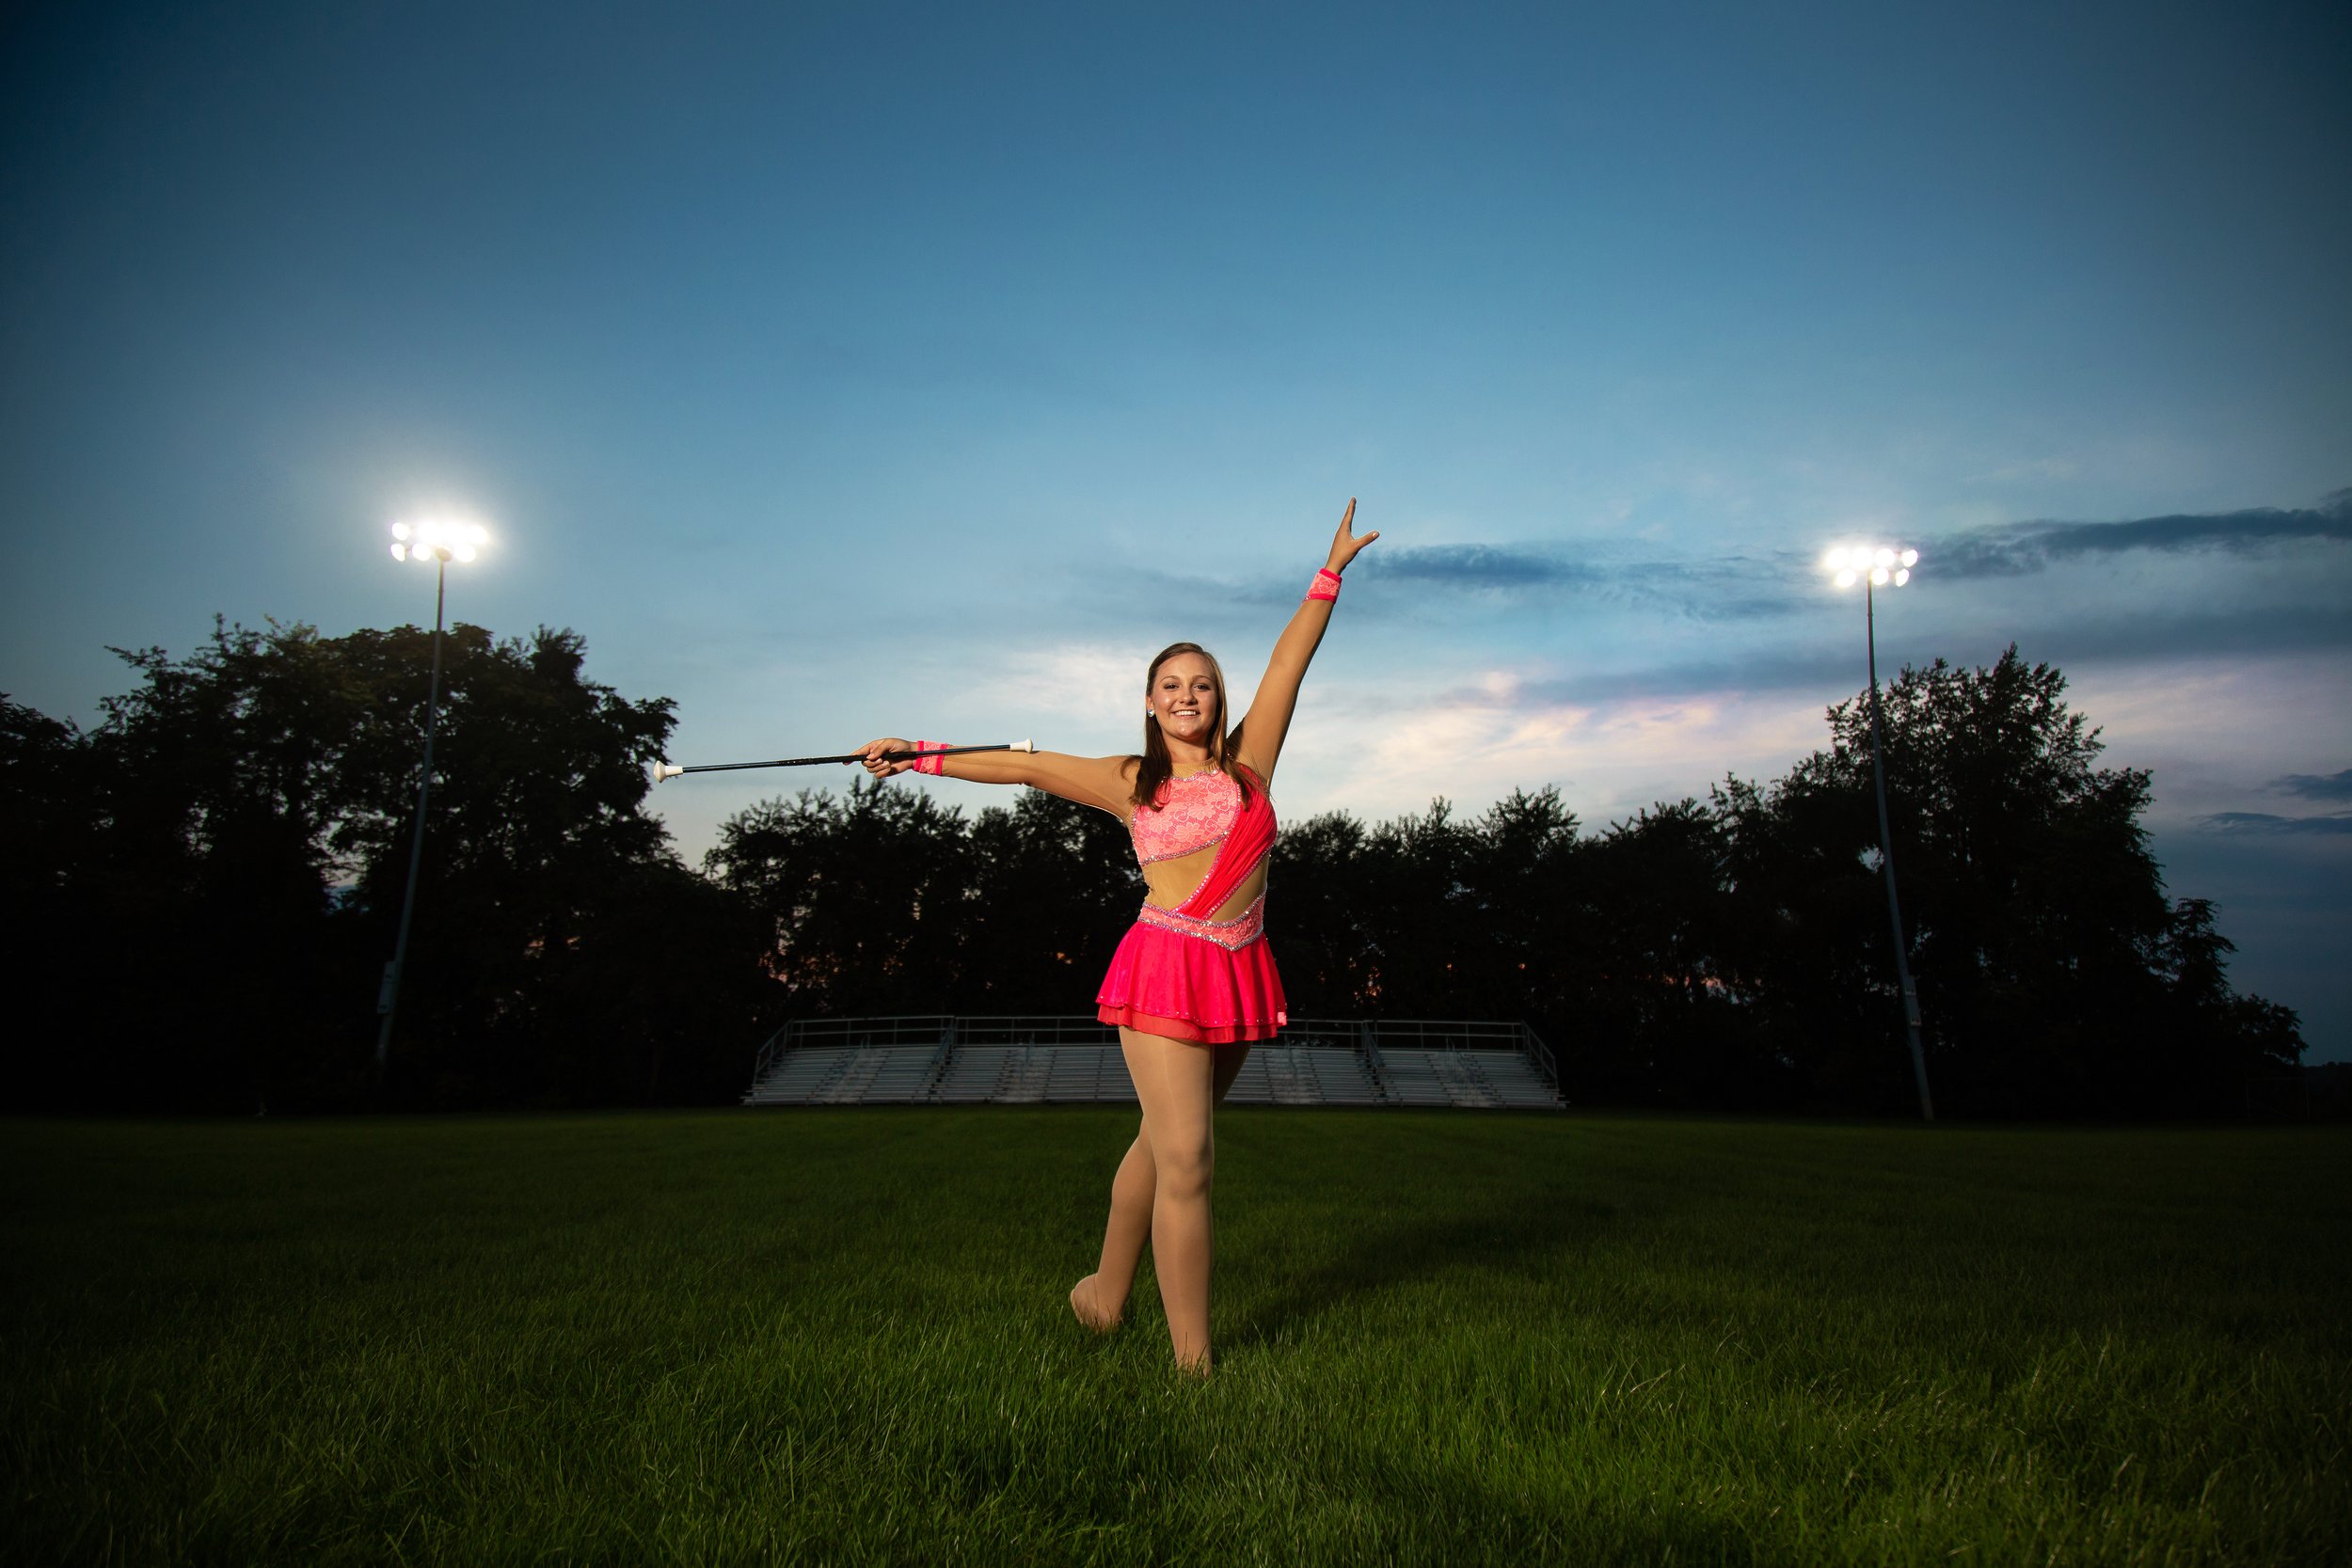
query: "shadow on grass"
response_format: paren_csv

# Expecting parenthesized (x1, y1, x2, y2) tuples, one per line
(1222, 1182, 1619, 1354)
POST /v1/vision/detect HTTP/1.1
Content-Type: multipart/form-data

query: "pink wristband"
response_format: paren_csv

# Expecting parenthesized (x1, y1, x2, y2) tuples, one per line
(1307, 568, 1342, 603)
(912, 740, 948, 776)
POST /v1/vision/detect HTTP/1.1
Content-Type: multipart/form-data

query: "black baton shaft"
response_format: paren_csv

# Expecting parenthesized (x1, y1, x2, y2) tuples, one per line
(666, 741, 1022, 777)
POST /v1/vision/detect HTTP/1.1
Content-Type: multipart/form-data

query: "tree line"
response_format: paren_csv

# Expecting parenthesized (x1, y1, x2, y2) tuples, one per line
(0, 619, 2303, 1117)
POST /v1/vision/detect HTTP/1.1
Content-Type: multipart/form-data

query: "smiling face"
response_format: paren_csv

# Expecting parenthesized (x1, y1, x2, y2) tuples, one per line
(1148, 651, 1221, 752)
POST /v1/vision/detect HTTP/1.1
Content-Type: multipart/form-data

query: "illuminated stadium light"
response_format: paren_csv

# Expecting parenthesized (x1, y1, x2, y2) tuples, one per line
(390, 517, 490, 565)
(1827, 544, 1918, 591)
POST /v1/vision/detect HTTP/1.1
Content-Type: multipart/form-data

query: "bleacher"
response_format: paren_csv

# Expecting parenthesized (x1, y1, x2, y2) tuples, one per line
(742, 1017, 1565, 1110)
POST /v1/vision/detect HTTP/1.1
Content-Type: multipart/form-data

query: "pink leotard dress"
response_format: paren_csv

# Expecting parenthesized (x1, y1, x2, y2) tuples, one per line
(1095, 765, 1287, 1045)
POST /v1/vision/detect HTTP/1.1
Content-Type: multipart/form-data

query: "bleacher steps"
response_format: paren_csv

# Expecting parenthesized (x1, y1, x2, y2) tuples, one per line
(741, 1019, 1565, 1110)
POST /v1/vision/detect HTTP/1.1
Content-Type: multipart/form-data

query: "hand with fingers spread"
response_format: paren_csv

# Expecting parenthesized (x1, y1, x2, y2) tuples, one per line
(856, 737, 914, 777)
(1324, 497, 1380, 575)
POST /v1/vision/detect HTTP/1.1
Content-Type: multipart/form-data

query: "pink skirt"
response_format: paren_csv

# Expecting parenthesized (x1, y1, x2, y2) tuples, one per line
(1096, 920, 1288, 1045)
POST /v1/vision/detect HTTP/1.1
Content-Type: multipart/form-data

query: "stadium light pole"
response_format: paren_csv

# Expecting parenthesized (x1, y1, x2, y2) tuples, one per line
(1825, 545, 1935, 1122)
(375, 517, 488, 1074)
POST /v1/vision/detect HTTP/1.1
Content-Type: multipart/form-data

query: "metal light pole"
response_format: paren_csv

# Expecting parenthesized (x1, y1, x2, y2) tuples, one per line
(375, 518, 487, 1073)
(1827, 545, 1934, 1121)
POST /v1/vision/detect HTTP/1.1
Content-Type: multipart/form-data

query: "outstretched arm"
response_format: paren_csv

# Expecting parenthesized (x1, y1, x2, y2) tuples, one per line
(1232, 499, 1378, 783)
(852, 739, 1135, 816)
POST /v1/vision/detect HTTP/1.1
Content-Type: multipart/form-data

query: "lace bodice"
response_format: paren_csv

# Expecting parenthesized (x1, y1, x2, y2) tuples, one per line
(1129, 768, 1243, 864)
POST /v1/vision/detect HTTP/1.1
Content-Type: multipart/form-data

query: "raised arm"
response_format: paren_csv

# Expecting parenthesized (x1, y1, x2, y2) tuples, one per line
(853, 739, 1135, 817)
(1232, 499, 1378, 783)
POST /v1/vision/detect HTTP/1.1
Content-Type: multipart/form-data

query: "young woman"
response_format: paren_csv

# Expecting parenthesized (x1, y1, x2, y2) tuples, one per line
(857, 499, 1378, 1371)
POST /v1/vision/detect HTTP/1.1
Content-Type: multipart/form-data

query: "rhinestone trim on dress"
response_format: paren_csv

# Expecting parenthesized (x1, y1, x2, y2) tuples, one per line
(1135, 894, 1267, 950)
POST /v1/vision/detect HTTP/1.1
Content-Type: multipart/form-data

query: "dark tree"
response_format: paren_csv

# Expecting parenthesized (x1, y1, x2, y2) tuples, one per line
(1721, 646, 2302, 1116)
(2145, 897, 2308, 1114)
(961, 788, 1142, 1014)
(707, 777, 975, 1017)
(1351, 799, 1478, 1015)
(323, 624, 680, 1106)
(516, 857, 779, 1106)
(1574, 800, 1773, 1107)
(1269, 810, 1378, 1016)
(2, 697, 110, 1109)
(62, 624, 369, 1110)
(2, 620, 721, 1112)
(1713, 772, 1902, 1110)
(1453, 787, 1584, 1027)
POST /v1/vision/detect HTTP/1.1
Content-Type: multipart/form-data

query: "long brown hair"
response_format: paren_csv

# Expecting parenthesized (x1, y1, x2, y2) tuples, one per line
(1130, 641, 1254, 812)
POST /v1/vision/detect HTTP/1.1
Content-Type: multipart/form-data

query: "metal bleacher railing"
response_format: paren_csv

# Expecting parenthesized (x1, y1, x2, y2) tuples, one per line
(744, 1016, 1565, 1110)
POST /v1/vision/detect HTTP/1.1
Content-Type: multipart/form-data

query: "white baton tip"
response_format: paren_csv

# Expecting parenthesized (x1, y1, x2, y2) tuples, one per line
(653, 763, 684, 783)
(1013, 738, 1036, 752)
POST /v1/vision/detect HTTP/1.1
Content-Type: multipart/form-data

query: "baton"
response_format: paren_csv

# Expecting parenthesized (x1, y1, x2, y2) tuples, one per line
(653, 739, 1036, 783)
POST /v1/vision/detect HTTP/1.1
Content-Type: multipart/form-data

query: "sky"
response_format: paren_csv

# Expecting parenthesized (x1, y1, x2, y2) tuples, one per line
(3, 0, 2346, 1057)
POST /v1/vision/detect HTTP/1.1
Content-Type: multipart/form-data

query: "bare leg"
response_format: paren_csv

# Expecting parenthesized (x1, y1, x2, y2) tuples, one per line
(1117, 1029, 1263, 1370)
(1077, 1034, 1261, 1335)
(1071, 1130, 1154, 1331)
(1073, 1043, 1250, 1333)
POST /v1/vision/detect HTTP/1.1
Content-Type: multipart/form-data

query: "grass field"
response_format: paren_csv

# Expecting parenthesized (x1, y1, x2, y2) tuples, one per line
(3, 1110, 2346, 1566)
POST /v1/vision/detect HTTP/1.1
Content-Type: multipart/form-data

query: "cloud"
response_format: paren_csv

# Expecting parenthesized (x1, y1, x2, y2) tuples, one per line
(1337, 546, 1806, 623)
(1438, 646, 1864, 708)
(1130, 547, 1800, 624)
(1283, 677, 1828, 827)
(1925, 491, 2352, 580)
(1981, 602, 2352, 666)
(1368, 544, 1602, 590)
(2194, 811, 2352, 835)
(2272, 769, 2352, 801)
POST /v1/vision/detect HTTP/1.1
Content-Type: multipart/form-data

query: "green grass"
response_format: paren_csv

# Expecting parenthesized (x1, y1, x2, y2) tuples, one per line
(4, 1110, 2346, 1566)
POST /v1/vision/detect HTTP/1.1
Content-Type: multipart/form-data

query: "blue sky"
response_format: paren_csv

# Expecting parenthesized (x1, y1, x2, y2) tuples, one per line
(3, 0, 2345, 1055)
